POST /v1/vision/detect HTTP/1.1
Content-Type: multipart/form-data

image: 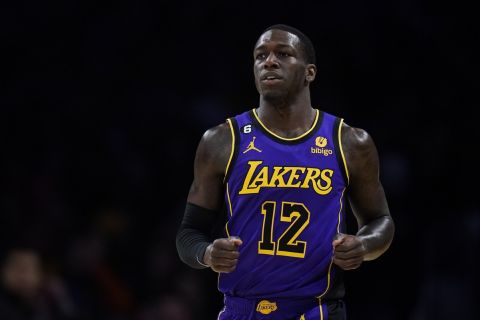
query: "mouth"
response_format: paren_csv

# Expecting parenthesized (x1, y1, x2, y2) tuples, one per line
(261, 73, 282, 80)
(261, 73, 283, 84)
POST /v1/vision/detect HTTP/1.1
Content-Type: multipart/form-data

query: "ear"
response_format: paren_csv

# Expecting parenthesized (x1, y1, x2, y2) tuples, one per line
(305, 64, 317, 83)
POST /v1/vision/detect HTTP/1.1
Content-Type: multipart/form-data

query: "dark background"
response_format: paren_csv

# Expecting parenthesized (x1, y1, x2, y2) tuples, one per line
(1, 0, 479, 319)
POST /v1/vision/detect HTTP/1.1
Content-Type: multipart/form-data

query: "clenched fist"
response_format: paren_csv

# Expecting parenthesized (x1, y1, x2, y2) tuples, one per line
(332, 233, 367, 270)
(203, 237, 243, 273)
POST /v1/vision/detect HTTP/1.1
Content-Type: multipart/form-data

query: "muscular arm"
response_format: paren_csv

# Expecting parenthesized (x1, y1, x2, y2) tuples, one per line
(187, 123, 231, 210)
(176, 122, 242, 272)
(332, 123, 395, 269)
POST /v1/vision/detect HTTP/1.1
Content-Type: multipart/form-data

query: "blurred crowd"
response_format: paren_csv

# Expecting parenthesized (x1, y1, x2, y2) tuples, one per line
(0, 208, 221, 320)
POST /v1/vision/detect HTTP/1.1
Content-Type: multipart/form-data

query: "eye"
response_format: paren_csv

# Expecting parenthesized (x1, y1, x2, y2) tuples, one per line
(255, 53, 267, 60)
(277, 51, 290, 57)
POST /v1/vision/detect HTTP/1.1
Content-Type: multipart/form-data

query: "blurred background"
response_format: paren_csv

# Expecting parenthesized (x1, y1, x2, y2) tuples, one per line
(1, 0, 479, 319)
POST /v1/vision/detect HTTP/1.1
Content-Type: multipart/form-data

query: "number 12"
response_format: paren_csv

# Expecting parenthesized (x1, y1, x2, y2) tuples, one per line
(258, 201, 310, 258)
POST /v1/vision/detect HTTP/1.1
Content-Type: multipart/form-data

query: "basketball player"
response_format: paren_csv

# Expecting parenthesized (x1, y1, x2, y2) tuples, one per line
(176, 24, 394, 320)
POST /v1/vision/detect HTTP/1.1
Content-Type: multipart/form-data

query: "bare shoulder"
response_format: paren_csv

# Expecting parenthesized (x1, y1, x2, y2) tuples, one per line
(195, 121, 232, 176)
(199, 122, 231, 156)
(341, 122, 374, 152)
(340, 122, 379, 177)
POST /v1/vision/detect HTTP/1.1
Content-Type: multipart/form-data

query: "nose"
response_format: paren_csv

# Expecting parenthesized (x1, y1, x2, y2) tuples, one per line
(264, 52, 279, 69)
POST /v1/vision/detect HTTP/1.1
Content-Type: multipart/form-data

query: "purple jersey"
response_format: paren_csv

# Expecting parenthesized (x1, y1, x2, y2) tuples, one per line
(220, 109, 349, 300)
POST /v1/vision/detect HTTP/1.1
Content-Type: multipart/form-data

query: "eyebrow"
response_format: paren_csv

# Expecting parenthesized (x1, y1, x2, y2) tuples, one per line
(254, 43, 295, 51)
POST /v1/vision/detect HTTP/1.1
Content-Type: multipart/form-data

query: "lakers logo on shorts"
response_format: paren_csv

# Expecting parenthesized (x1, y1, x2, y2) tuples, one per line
(256, 300, 277, 314)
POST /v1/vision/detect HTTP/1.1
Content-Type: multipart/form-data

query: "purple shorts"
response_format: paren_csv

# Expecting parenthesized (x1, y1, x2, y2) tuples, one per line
(217, 295, 346, 320)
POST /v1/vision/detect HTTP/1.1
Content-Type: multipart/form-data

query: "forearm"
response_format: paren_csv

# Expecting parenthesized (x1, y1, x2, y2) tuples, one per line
(356, 215, 394, 261)
(175, 203, 218, 269)
(176, 227, 211, 269)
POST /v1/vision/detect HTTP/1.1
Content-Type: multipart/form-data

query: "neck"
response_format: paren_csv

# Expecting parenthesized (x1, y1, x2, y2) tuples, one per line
(259, 86, 311, 111)
(256, 91, 316, 138)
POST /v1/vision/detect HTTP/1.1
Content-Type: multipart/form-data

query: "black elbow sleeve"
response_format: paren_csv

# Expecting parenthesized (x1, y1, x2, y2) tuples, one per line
(176, 202, 220, 269)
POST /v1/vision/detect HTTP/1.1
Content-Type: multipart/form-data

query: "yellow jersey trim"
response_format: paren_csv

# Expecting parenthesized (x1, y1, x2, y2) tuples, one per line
(225, 221, 231, 238)
(224, 118, 236, 183)
(226, 183, 233, 217)
(252, 109, 319, 141)
(319, 297, 324, 320)
(338, 119, 350, 183)
(316, 187, 346, 300)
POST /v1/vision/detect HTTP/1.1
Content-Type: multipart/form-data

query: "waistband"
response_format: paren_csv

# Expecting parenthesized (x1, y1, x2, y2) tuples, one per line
(224, 295, 320, 315)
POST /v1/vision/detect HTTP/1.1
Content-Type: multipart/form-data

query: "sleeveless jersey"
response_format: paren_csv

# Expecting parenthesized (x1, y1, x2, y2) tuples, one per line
(220, 108, 349, 299)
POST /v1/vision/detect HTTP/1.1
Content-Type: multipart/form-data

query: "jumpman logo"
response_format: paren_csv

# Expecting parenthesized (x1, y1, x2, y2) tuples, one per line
(243, 136, 262, 153)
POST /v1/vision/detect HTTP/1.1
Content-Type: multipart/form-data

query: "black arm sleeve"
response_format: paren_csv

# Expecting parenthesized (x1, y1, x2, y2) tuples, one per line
(176, 202, 220, 269)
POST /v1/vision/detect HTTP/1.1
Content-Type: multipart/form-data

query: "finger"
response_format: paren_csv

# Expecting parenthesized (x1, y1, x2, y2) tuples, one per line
(229, 236, 243, 247)
(333, 240, 363, 253)
(213, 239, 240, 251)
(211, 258, 238, 268)
(332, 234, 346, 248)
(333, 252, 364, 262)
(211, 250, 240, 260)
(334, 233, 346, 241)
(333, 252, 364, 261)
(211, 258, 239, 269)
(231, 239, 243, 247)
(333, 246, 365, 258)
(333, 258, 362, 270)
(332, 239, 344, 248)
(333, 255, 363, 266)
(338, 261, 362, 270)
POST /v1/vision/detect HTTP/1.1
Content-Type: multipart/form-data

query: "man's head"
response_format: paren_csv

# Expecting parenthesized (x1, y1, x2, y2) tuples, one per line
(1, 248, 43, 299)
(262, 24, 316, 65)
(253, 24, 317, 101)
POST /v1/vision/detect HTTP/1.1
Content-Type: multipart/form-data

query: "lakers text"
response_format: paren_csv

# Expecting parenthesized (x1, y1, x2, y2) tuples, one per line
(239, 161, 334, 195)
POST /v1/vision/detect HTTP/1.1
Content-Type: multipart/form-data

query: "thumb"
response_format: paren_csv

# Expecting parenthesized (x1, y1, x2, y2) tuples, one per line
(332, 233, 346, 248)
(229, 236, 243, 247)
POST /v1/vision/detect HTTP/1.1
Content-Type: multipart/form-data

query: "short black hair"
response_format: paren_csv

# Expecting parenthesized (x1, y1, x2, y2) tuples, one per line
(262, 24, 316, 65)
